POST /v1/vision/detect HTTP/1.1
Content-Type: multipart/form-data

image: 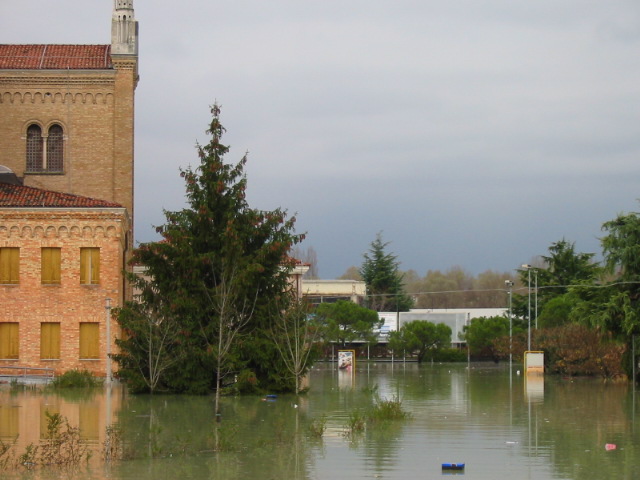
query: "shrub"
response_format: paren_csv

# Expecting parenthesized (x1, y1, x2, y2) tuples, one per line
(433, 348, 467, 362)
(52, 369, 101, 388)
(40, 411, 91, 466)
(536, 324, 625, 378)
(367, 396, 410, 422)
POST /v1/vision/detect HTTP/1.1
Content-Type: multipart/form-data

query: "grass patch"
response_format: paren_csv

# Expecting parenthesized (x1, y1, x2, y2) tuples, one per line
(343, 410, 367, 437)
(308, 415, 327, 438)
(367, 396, 411, 422)
(343, 396, 410, 436)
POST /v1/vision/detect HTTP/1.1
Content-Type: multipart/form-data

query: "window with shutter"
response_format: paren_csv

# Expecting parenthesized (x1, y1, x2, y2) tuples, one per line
(80, 248, 100, 285)
(41, 323, 60, 359)
(0, 323, 19, 359)
(0, 248, 19, 285)
(79, 323, 99, 359)
(41, 248, 61, 285)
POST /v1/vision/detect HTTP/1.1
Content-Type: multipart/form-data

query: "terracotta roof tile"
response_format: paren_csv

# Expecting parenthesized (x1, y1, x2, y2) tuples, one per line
(0, 183, 123, 208)
(0, 45, 112, 70)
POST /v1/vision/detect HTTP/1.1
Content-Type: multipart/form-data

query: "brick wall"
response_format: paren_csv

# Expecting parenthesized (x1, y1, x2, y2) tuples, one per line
(0, 64, 136, 220)
(0, 208, 129, 377)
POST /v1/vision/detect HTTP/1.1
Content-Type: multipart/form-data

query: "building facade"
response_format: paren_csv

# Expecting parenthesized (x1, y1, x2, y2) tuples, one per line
(0, 182, 129, 375)
(0, 1, 138, 378)
(302, 279, 367, 305)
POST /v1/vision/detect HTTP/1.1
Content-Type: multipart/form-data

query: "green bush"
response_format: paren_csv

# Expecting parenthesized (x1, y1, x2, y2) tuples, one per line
(52, 369, 101, 388)
(433, 348, 467, 362)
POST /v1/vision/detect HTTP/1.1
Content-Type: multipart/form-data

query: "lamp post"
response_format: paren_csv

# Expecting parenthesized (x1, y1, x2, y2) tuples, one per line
(105, 297, 112, 385)
(505, 280, 514, 369)
(522, 264, 532, 351)
(534, 269, 538, 330)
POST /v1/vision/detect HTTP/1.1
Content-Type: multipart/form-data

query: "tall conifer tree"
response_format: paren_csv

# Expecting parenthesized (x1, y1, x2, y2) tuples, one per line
(360, 233, 413, 312)
(115, 105, 304, 393)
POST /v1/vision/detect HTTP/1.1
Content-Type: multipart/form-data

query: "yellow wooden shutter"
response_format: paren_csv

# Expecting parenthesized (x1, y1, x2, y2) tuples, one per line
(0, 250, 7, 284)
(41, 323, 60, 359)
(41, 248, 61, 285)
(0, 323, 19, 359)
(80, 248, 100, 285)
(79, 323, 99, 359)
(0, 324, 9, 358)
(91, 248, 100, 285)
(80, 248, 88, 284)
(0, 248, 19, 284)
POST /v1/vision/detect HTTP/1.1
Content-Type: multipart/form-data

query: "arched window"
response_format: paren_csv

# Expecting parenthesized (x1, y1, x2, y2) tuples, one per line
(25, 123, 64, 173)
(26, 124, 43, 172)
(46, 124, 64, 172)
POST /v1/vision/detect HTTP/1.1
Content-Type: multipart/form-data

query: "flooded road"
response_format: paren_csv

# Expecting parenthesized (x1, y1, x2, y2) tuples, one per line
(1, 362, 639, 479)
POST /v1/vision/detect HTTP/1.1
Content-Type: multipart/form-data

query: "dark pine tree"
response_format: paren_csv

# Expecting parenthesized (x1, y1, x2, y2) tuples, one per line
(115, 104, 304, 394)
(360, 233, 413, 312)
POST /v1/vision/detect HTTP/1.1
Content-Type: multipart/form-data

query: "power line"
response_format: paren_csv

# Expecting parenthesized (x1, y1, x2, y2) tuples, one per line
(362, 281, 640, 298)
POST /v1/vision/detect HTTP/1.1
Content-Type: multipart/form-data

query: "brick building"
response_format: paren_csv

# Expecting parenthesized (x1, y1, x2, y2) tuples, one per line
(0, 1, 138, 378)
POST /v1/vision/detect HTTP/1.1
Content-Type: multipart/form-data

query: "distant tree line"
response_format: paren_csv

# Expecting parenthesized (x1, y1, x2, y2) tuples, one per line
(339, 263, 521, 309)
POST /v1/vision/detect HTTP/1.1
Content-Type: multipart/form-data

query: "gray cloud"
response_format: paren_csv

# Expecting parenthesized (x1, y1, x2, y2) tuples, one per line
(2, 0, 639, 278)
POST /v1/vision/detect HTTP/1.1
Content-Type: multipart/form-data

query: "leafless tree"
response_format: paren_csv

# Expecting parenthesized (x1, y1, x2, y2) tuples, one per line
(202, 265, 257, 420)
(114, 282, 185, 393)
(269, 296, 321, 395)
(290, 245, 319, 279)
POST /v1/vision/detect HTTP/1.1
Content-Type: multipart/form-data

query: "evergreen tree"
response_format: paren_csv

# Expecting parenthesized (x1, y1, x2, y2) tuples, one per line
(513, 239, 599, 324)
(359, 233, 413, 311)
(577, 211, 640, 338)
(115, 105, 304, 394)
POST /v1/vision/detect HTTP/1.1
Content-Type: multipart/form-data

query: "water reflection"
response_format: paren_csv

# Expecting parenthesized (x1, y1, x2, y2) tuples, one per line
(0, 387, 123, 449)
(1, 364, 640, 480)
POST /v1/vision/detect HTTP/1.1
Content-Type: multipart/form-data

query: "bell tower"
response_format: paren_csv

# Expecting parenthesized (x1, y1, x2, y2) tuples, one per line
(111, 0, 138, 56)
(109, 0, 138, 233)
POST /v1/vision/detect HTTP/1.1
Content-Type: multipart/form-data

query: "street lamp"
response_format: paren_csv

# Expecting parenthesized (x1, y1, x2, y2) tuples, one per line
(105, 298, 112, 385)
(522, 265, 532, 351)
(534, 269, 538, 329)
(505, 280, 514, 368)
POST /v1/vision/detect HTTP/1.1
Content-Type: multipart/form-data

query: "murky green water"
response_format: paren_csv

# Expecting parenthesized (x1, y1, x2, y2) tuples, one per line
(2, 362, 640, 479)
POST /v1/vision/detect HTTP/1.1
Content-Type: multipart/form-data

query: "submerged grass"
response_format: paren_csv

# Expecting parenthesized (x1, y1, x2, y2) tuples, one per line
(0, 412, 92, 471)
(343, 396, 410, 436)
(308, 416, 327, 438)
(367, 396, 411, 422)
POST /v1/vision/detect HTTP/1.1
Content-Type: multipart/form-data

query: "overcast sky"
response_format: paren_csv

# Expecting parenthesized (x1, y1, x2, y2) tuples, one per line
(2, 1, 639, 279)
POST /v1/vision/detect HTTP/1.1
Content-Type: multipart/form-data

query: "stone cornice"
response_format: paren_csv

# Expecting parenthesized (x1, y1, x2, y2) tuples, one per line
(0, 208, 130, 245)
(0, 91, 115, 105)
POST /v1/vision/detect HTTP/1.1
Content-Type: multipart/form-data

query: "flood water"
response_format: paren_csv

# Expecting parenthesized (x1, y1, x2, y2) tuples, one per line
(2, 362, 640, 480)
